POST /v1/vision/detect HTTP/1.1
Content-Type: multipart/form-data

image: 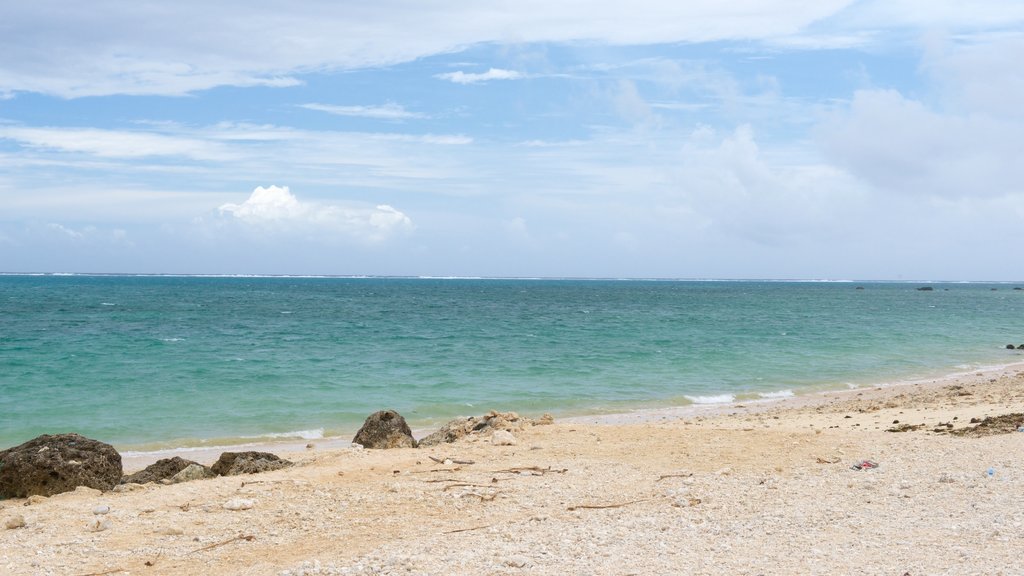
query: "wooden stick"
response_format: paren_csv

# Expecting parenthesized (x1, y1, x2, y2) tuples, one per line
(442, 483, 499, 491)
(492, 466, 568, 475)
(656, 473, 693, 481)
(77, 570, 125, 576)
(443, 524, 492, 534)
(567, 498, 650, 511)
(189, 534, 255, 554)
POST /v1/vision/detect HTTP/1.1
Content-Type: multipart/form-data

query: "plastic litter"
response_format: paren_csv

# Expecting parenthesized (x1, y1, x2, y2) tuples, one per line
(851, 460, 879, 471)
(986, 467, 995, 478)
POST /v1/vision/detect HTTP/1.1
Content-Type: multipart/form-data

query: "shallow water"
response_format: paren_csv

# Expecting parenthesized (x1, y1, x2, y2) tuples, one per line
(2, 275, 1022, 450)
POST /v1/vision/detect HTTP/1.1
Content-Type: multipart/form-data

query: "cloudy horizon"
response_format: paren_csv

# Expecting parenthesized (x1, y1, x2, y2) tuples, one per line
(1, 1, 1022, 280)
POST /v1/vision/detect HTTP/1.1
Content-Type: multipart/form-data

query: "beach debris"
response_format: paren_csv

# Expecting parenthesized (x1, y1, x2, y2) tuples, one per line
(122, 456, 211, 485)
(986, 468, 995, 478)
(4, 514, 26, 529)
(427, 455, 475, 465)
(886, 423, 925, 433)
(92, 504, 111, 515)
(352, 410, 417, 449)
(188, 533, 255, 554)
(0, 433, 122, 498)
(567, 497, 651, 511)
(443, 524, 493, 534)
(88, 518, 113, 532)
(222, 498, 255, 511)
(211, 451, 293, 476)
(851, 460, 879, 471)
(656, 472, 694, 481)
(815, 456, 841, 464)
(948, 413, 1024, 437)
(492, 466, 567, 476)
(491, 430, 518, 446)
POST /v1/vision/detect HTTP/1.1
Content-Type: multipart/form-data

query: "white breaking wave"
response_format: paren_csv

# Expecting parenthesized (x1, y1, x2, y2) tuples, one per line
(758, 389, 795, 399)
(685, 394, 736, 404)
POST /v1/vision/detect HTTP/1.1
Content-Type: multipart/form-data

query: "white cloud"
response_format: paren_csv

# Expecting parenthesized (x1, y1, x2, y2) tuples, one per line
(218, 185, 413, 242)
(0, 126, 235, 160)
(0, 1, 843, 98)
(436, 68, 524, 85)
(819, 89, 1023, 198)
(300, 103, 425, 120)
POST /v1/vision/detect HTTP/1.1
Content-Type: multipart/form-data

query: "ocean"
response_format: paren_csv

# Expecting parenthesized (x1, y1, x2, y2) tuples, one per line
(2, 275, 1022, 452)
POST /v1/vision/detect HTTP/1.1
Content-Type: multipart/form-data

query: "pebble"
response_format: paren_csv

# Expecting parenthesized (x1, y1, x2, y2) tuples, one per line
(92, 505, 111, 515)
(492, 430, 518, 446)
(88, 518, 112, 532)
(4, 514, 26, 529)
(223, 498, 256, 511)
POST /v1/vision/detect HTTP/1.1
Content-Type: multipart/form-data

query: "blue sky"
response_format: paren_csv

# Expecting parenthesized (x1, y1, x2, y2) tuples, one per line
(1, 1, 1022, 279)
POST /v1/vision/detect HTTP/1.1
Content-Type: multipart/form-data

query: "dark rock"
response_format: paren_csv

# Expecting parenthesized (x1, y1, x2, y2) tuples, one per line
(211, 451, 292, 476)
(352, 410, 417, 449)
(1008, 344, 1018, 350)
(1018, 344, 1024, 350)
(122, 457, 211, 485)
(916, 286, 934, 291)
(0, 433, 122, 498)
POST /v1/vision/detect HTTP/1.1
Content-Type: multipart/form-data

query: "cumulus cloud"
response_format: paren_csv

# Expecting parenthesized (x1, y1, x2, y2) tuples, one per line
(218, 185, 413, 242)
(300, 103, 425, 120)
(436, 68, 524, 85)
(819, 89, 1023, 198)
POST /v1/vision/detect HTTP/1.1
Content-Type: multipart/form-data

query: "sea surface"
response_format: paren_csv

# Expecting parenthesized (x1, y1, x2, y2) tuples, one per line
(2, 275, 1023, 452)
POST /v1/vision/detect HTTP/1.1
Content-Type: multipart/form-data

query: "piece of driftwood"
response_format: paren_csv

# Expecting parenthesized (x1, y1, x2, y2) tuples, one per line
(656, 473, 693, 481)
(493, 466, 567, 475)
(76, 570, 125, 576)
(567, 498, 650, 511)
(441, 482, 498, 491)
(443, 524, 493, 534)
(189, 534, 255, 554)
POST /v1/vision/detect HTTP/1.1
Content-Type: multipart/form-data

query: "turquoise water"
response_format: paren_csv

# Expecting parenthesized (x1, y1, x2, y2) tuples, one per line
(2, 275, 1023, 451)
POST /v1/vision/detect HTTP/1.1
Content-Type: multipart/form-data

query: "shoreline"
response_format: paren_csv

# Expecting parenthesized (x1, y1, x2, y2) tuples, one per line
(4, 358, 1024, 574)
(118, 357, 1024, 472)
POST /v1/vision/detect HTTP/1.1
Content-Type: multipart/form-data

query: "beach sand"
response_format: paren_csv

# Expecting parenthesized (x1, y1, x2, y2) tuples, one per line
(3, 365, 1024, 575)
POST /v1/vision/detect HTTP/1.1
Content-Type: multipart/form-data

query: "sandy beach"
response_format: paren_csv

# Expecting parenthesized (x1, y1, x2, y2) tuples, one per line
(3, 365, 1024, 575)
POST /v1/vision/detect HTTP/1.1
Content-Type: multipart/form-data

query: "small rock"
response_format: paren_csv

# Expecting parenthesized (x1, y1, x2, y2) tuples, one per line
(4, 514, 26, 529)
(92, 505, 110, 515)
(25, 495, 48, 505)
(169, 463, 215, 483)
(223, 498, 255, 511)
(491, 430, 517, 446)
(88, 518, 112, 532)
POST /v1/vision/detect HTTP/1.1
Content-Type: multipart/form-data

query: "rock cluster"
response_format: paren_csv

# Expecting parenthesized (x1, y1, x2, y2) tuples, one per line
(419, 410, 552, 447)
(0, 433, 122, 498)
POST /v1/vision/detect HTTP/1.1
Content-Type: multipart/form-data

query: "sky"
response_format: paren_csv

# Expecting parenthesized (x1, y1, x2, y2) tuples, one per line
(1, 1, 1023, 280)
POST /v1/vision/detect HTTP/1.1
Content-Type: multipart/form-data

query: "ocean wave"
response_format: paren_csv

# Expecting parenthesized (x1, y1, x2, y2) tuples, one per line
(757, 389, 795, 399)
(685, 394, 736, 404)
